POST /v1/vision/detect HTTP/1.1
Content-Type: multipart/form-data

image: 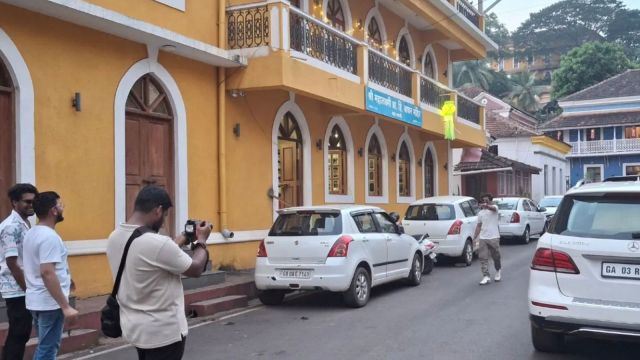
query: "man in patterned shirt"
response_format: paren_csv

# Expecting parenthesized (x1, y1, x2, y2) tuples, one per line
(0, 183, 38, 360)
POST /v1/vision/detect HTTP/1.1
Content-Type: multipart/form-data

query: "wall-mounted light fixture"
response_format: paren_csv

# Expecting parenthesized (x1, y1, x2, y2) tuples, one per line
(72, 92, 81, 112)
(443, 69, 448, 78)
(229, 89, 246, 98)
(391, 153, 396, 162)
(233, 123, 241, 138)
(355, 19, 363, 30)
(316, 139, 323, 150)
(443, 162, 448, 171)
(358, 148, 364, 157)
(418, 158, 422, 167)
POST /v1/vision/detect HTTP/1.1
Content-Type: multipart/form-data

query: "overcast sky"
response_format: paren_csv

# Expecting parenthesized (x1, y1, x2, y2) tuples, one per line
(488, 0, 640, 31)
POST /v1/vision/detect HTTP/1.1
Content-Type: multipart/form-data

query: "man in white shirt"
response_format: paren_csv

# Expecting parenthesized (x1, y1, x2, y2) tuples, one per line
(473, 193, 502, 285)
(23, 191, 78, 360)
(106, 186, 211, 360)
(0, 183, 37, 360)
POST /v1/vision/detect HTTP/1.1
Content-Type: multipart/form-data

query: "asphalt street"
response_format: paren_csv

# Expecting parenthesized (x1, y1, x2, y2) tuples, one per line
(73, 240, 640, 360)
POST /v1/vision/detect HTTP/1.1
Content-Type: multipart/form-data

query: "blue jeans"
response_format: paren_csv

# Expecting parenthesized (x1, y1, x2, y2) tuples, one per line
(31, 309, 64, 360)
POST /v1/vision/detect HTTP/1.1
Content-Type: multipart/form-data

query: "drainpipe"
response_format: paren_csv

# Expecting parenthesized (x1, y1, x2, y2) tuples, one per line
(218, 0, 228, 231)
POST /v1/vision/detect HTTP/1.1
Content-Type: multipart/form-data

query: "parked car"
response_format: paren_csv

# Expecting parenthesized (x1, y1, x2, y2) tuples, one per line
(494, 197, 547, 244)
(255, 205, 424, 308)
(402, 196, 479, 266)
(528, 178, 640, 352)
(539, 195, 563, 220)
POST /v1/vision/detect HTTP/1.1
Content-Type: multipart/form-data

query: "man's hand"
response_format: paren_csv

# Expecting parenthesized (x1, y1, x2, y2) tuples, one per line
(70, 279, 76, 292)
(175, 233, 188, 247)
(62, 306, 79, 326)
(196, 221, 213, 243)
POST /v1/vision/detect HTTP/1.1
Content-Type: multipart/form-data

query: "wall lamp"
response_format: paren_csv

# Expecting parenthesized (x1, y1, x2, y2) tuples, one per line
(229, 89, 246, 98)
(443, 162, 448, 171)
(418, 158, 422, 167)
(390, 153, 396, 162)
(355, 19, 363, 30)
(233, 123, 241, 138)
(316, 139, 323, 150)
(358, 148, 364, 157)
(72, 92, 81, 112)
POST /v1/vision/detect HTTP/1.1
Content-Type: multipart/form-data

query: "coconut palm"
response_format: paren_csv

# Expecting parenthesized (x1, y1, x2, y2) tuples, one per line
(454, 60, 493, 90)
(505, 71, 545, 113)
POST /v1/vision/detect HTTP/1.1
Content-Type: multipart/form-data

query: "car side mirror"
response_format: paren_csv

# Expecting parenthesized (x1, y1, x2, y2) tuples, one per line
(539, 207, 547, 212)
(389, 212, 400, 223)
(397, 225, 405, 234)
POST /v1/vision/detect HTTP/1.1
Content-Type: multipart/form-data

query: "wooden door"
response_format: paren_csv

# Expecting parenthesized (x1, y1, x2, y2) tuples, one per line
(125, 75, 175, 235)
(0, 61, 14, 219)
(277, 112, 303, 209)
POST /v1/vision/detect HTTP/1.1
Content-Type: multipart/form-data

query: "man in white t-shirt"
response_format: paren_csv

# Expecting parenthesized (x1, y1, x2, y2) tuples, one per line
(473, 193, 502, 285)
(23, 191, 78, 360)
(106, 186, 211, 360)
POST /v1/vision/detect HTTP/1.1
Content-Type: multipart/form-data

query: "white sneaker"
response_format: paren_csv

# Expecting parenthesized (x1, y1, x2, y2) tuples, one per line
(494, 270, 502, 282)
(479, 276, 491, 285)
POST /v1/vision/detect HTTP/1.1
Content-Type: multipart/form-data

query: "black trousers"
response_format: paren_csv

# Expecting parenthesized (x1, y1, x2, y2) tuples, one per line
(2, 296, 32, 360)
(136, 337, 186, 360)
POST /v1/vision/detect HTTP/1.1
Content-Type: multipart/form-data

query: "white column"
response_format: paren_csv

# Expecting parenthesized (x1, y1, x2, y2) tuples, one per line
(613, 126, 617, 151)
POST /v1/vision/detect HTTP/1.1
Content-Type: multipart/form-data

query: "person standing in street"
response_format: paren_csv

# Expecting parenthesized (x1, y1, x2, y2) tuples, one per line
(23, 191, 78, 360)
(0, 184, 38, 360)
(106, 186, 212, 360)
(473, 193, 502, 285)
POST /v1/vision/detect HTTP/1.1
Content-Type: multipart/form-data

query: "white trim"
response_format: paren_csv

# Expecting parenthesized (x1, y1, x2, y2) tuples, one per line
(324, 116, 355, 203)
(623, 163, 640, 176)
(421, 45, 438, 81)
(420, 103, 441, 114)
(430, 0, 498, 51)
(583, 164, 604, 183)
(364, 121, 389, 204)
(560, 96, 640, 108)
(322, 0, 352, 31)
(367, 82, 414, 105)
(453, 167, 513, 176)
(114, 59, 188, 235)
(364, 6, 388, 54)
(271, 6, 281, 50)
(422, 142, 439, 197)
(282, 6, 290, 51)
(447, 49, 453, 88)
(395, 28, 416, 70)
(271, 99, 313, 220)
(0, 28, 35, 185)
(289, 50, 360, 83)
(457, 117, 482, 129)
(396, 130, 417, 203)
(154, 0, 185, 11)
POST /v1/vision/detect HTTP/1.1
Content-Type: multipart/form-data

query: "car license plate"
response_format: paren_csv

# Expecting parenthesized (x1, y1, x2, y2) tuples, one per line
(601, 262, 640, 280)
(278, 269, 312, 279)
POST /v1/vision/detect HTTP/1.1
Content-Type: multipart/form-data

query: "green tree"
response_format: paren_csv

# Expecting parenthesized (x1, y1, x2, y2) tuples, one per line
(505, 71, 545, 113)
(484, 13, 511, 60)
(552, 42, 635, 99)
(454, 60, 493, 90)
(607, 9, 640, 62)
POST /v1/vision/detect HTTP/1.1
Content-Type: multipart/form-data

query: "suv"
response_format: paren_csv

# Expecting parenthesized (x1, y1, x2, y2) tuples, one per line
(528, 179, 640, 352)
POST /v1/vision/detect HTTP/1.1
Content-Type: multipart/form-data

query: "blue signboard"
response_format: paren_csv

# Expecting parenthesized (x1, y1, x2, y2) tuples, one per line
(365, 86, 422, 127)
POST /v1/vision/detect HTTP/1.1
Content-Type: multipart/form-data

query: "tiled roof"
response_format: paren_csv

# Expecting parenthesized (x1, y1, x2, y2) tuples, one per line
(540, 111, 640, 130)
(458, 86, 484, 99)
(560, 69, 640, 102)
(486, 112, 538, 138)
(455, 149, 541, 174)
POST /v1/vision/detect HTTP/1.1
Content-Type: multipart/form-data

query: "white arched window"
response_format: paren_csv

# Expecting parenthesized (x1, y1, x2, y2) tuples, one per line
(365, 8, 387, 53)
(396, 28, 415, 69)
(324, 116, 355, 203)
(422, 45, 438, 80)
(323, 0, 352, 31)
(422, 142, 439, 198)
(396, 131, 416, 203)
(364, 122, 389, 204)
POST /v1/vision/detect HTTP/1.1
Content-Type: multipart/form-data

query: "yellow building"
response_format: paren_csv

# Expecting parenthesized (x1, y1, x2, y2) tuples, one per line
(0, 0, 496, 297)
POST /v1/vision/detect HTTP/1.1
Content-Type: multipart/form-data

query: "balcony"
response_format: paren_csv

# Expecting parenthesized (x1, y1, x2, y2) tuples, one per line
(227, 5, 271, 50)
(568, 138, 640, 156)
(455, 0, 481, 29)
(420, 75, 450, 110)
(457, 93, 482, 125)
(368, 49, 413, 98)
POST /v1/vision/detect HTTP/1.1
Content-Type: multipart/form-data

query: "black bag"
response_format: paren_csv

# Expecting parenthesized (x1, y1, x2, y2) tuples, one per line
(101, 226, 151, 338)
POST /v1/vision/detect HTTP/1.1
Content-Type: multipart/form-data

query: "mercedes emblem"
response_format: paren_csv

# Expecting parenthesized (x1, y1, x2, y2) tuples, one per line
(628, 241, 640, 252)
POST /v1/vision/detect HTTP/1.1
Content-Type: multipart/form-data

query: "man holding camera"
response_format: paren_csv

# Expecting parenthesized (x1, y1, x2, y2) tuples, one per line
(473, 193, 502, 286)
(106, 186, 212, 360)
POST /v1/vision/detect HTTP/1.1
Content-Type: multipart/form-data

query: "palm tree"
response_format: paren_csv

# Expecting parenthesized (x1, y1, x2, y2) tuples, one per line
(505, 71, 545, 113)
(454, 60, 493, 90)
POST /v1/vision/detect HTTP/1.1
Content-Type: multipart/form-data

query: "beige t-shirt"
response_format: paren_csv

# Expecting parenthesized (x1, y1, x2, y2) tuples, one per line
(106, 224, 192, 349)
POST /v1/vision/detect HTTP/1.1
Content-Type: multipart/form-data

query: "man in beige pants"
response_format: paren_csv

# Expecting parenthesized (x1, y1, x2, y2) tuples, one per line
(473, 193, 501, 285)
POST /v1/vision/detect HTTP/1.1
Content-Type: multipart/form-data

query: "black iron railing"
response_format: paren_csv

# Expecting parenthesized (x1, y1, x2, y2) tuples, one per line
(456, 0, 480, 29)
(420, 76, 449, 109)
(368, 50, 412, 98)
(457, 94, 481, 124)
(289, 10, 358, 75)
(227, 6, 270, 49)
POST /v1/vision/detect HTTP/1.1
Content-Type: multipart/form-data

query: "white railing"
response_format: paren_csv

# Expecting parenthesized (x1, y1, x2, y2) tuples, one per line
(569, 138, 640, 155)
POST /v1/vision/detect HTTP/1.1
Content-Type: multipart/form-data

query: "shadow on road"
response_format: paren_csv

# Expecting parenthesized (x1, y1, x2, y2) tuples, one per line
(528, 337, 640, 360)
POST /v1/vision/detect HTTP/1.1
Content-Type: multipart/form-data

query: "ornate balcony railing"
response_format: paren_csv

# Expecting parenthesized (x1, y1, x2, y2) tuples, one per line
(456, 0, 481, 29)
(568, 138, 640, 155)
(227, 5, 270, 49)
(368, 49, 412, 98)
(289, 8, 358, 75)
(420, 75, 449, 109)
(457, 94, 481, 124)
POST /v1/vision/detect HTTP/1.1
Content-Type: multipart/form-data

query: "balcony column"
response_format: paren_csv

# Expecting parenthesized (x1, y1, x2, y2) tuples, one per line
(614, 126, 617, 151)
(412, 72, 420, 106)
(358, 46, 368, 84)
(279, 4, 289, 51)
(577, 129, 581, 154)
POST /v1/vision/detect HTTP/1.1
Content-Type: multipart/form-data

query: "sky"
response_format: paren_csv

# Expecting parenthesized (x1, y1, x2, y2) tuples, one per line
(488, 0, 640, 31)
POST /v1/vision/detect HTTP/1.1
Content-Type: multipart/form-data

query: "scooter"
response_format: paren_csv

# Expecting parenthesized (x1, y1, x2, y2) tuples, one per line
(416, 233, 437, 275)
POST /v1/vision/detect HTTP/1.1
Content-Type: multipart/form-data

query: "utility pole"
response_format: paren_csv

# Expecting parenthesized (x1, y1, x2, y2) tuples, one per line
(478, 0, 483, 14)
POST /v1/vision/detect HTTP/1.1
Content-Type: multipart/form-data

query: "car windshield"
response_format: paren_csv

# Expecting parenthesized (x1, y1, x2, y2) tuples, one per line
(551, 194, 640, 240)
(539, 197, 561, 208)
(269, 211, 342, 236)
(405, 204, 455, 221)
(495, 199, 518, 210)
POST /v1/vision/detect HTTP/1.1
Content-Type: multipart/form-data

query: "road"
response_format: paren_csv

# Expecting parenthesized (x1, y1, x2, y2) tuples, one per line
(74, 241, 640, 360)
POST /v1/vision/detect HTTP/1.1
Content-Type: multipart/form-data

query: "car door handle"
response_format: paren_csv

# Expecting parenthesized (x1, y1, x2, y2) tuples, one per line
(362, 239, 369, 242)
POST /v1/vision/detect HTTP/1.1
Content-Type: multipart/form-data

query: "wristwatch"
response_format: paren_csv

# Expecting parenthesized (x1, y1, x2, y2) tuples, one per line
(191, 241, 208, 252)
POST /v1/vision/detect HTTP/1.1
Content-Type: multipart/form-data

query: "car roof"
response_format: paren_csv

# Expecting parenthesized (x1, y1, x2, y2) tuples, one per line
(494, 197, 526, 201)
(568, 180, 640, 195)
(541, 195, 563, 199)
(277, 204, 383, 214)
(411, 196, 475, 205)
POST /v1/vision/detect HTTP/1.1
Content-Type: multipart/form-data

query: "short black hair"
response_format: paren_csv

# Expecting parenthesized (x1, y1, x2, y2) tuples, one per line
(34, 191, 60, 218)
(480, 193, 494, 201)
(133, 186, 173, 213)
(8, 183, 38, 202)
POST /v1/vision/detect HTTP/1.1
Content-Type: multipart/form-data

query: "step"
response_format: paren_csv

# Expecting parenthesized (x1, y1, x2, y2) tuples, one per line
(0, 296, 76, 323)
(187, 295, 248, 318)
(0, 328, 100, 359)
(182, 270, 226, 290)
(184, 279, 257, 305)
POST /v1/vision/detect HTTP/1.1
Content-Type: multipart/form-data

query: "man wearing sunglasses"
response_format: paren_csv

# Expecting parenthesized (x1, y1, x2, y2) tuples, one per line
(0, 183, 38, 360)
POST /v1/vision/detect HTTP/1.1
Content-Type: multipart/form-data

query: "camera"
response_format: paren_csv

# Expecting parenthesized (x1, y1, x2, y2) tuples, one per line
(184, 220, 198, 243)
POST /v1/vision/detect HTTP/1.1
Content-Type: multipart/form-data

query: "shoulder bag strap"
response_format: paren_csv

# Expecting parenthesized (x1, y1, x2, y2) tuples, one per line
(110, 226, 151, 298)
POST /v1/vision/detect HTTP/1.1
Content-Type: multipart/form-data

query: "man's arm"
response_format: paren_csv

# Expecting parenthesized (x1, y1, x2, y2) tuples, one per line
(40, 263, 78, 322)
(182, 246, 209, 278)
(473, 222, 482, 240)
(6, 257, 25, 291)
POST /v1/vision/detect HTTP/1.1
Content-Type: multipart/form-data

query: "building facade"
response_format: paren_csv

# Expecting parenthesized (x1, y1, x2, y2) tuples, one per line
(0, 0, 495, 297)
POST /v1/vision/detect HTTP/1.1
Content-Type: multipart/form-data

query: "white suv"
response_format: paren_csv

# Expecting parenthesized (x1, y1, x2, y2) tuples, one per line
(528, 177, 640, 352)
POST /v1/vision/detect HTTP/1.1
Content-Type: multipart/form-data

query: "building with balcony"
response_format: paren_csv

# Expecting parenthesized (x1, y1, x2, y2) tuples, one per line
(490, 48, 561, 83)
(540, 69, 640, 186)
(0, 0, 496, 297)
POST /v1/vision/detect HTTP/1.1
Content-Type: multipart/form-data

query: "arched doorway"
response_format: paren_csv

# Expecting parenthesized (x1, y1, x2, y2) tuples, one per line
(367, 134, 382, 197)
(424, 147, 435, 198)
(0, 59, 14, 218)
(398, 141, 411, 197)
(278, 112, 303, 208)
(125, 74, 175, 234)
(327, 124, 347, 195)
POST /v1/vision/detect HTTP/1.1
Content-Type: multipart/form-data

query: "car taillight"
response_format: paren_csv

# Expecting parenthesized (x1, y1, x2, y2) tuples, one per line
(257, 240, 267, 257)
(327, 235, 353, 257)
(531, 248, 580, 274)
(448, 220, 463, 235)
(510, 212, 520, 223)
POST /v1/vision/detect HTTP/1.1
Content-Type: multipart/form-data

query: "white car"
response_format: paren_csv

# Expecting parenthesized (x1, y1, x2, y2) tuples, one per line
(402, 196, 479, 266)
(255, 205, 424, 308)
(538, 196, 563, 218)
(529, 177, 640, 352)
(495, 197, 547, 244)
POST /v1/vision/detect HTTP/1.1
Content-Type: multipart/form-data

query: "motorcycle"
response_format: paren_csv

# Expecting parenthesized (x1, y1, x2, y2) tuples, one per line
(413, 233, 437, 275)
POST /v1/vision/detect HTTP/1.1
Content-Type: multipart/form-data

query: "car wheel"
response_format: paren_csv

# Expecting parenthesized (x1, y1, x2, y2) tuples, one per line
(521, 226, 531, 245)
(406, 253, 422, 286)
(531, 322, 564, 353)
(422, 256, 434, 275)
(458, 240, 473, 266)
(343, 267, 371, 308)
(257, 290, 286, 306)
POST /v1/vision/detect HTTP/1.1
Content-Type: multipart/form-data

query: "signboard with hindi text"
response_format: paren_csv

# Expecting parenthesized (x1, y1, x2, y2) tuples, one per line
(365, 86, 422, 127)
